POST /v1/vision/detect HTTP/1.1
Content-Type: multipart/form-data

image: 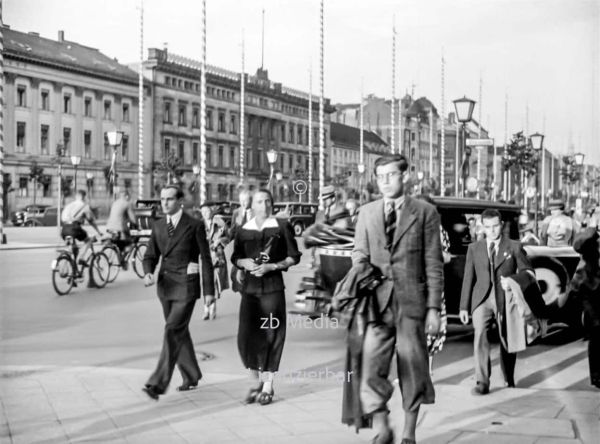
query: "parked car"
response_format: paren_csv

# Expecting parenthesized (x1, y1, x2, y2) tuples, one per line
(21, 206, 59, 226)
(11, 204, 50, 226)
(294, 197, 584, 329)
(273, 202, 318, 236)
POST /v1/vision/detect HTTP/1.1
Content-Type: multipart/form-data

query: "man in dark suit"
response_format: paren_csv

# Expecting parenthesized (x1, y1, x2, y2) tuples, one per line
(352, 154, 443, 444)
(142, 185, 215, 400)
(459, 208, 533, 395)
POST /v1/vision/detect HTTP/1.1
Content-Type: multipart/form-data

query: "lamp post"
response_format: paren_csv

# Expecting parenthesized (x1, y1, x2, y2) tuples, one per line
(70, 155, 81, 194)
(357, 163, 365, 204)
(266, 149, 278, 194)
(529, 132, 544, 234)
(275, 171, 283, 201)
(453, 96, 476, 197)
(106, 131, 124, 197)
(192, 164, 200, 207)
(574, 152, 585, 200)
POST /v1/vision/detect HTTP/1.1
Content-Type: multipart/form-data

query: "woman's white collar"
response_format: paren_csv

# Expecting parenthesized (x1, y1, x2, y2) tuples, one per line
(242, 216, 278, 231)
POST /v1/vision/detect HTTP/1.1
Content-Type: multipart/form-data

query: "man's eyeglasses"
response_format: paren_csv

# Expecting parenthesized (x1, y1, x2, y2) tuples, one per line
(375, 171, 402, 182)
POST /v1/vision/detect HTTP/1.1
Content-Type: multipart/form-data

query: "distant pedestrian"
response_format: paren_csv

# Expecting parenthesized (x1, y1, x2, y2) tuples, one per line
(540, 199, 580, 246)
(229, 188, 253, 293)
(141, 185, 215, 400)
(569, 228, 600, 389)
(459, 208, 534, 395)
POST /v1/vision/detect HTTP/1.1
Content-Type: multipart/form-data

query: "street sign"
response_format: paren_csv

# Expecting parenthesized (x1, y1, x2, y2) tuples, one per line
(465, 138, 494, 147)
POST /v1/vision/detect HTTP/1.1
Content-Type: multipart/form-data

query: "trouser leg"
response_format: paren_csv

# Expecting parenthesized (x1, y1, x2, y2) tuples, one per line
(589, 326, 600, 387)
(499, 341, 517, 385)
(472, 297, 495, 386)
(147, 299, 199, 392)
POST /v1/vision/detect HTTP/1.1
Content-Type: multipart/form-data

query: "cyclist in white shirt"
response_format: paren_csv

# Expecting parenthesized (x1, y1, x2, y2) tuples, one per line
(61, 190, 102, 267)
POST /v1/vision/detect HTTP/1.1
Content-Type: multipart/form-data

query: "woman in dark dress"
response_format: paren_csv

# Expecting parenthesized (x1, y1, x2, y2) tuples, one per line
(231, 189, 301, 405)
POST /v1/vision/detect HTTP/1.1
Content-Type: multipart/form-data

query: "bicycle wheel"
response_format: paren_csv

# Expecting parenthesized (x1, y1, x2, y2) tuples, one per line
(52, 254, 75, 295)
(132, 242, 148, 279)
(89, 252, 110, 288)
(102, 245, 121, 283)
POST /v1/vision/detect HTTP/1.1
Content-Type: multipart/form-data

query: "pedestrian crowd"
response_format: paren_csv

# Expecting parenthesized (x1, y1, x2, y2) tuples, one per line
(64, 154, 596, 444)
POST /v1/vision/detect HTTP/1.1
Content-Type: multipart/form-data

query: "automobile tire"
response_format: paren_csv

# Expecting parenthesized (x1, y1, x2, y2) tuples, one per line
(293, 223, 304, 237)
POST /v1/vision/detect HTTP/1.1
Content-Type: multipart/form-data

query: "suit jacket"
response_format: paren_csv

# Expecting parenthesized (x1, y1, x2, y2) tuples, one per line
(352, 195, 444, 320)
(459, 236, 533, 314)
(143, 212, 215, 301)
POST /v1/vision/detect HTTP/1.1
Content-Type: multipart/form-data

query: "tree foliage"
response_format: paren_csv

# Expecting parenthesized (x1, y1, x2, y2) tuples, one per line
(502, 131, 539, 177)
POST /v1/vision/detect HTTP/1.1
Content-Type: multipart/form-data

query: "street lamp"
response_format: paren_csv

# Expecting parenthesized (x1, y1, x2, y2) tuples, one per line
(274, 171, 283, 201)
(529, 132, 544, 234)
(357, 163, 365, 204)
(70, 155, 81, 194)
(453, 96, 476, 197)
(106, 130, 124, 197)
(416, 171, 424, 195)
(192, 164, 200, 207)
(266, 149, 278, 193)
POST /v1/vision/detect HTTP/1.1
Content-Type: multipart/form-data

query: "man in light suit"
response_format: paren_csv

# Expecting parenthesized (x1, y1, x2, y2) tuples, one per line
(459, 208, 533, 395)
(229, 188, 253, 293)
(353, 154, 443, 444)
(142, 185, 215, 400)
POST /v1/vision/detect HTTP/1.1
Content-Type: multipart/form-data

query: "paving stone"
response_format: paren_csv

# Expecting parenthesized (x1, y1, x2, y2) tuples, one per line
(451, 432, 537, 443)
(534, 438, 584, 444)
(231, 423, 291, 440)
(460, 416, 575, 439)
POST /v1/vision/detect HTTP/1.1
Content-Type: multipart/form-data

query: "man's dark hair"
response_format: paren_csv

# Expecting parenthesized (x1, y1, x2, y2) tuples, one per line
(373, 154, 409, 175)
(76, 189, 87, 199)
(481, 208, 502, 221)
(162, 184, 184, 200)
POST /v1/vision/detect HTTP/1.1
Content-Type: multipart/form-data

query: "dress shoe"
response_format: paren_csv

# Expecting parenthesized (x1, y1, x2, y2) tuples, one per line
(471, 382, 489, 395)
(142, 385, 160, 400)
(202, 305, 210, 321)
(370, 430, 394, 444)
(176, 382, 198, 392)
(400, 439, 416, 444)
(504, 380, 515, 388)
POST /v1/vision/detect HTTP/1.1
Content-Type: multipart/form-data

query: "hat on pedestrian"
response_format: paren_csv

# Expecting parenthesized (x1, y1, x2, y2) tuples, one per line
(548, 199, 565, 210)
(319, 185, 336, 200)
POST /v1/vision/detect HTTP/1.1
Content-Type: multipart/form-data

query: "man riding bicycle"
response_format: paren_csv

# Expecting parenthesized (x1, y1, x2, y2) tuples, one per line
(105, 189, 138, 267)
(61, 190, 102, 270)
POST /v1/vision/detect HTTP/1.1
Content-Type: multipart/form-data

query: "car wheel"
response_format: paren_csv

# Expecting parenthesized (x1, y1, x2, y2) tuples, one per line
(24, 220, 39, 227)
(293, 223, 304, 236)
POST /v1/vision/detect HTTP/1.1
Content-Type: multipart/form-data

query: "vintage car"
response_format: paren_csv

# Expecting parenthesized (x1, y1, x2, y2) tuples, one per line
(294, 197, 584, 330)
(11, 204, 50, 226)
(18, 206, 58, 226)
(273, 202, 318, 236)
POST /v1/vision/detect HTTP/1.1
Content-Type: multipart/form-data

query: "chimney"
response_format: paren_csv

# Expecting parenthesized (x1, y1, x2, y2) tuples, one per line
(28, 32, 40, 37)
(58, 30, 64, 42)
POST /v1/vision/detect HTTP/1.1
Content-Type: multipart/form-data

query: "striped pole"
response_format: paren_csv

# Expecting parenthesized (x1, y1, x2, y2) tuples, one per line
(429, 108, 433, 186)
(477, 74, 482, 198)
(503, 93, 508, 200)
(0, 0, 5, 243)
(307, 65, 312, 203)
(318, 0, 325, 210)
(440, 51, 445, 196)
(390, 18, 396, 154)
(199, 0, 207, 204)
(239, 30, 245, 183)
(137, 0, 144, 200)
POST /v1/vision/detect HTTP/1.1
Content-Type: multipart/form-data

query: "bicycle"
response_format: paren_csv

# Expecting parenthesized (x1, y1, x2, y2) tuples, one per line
(101, 231, 148, 282)
(51, 235, 110, 295)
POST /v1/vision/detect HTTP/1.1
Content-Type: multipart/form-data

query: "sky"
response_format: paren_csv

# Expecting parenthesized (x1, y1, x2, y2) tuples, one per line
(5, 0, 599, 164)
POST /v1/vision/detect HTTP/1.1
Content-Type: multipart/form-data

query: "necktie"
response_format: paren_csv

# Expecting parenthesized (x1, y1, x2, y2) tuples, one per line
(489, 242, 495, 268)
(489, 242, 496, 296)
(167, 217, 175, 237)
(385, 201, 396, 249)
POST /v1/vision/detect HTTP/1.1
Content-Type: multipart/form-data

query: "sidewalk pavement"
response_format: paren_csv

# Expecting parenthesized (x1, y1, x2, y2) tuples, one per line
(1, 365, 598, 444)
(0, 225, 108, 251)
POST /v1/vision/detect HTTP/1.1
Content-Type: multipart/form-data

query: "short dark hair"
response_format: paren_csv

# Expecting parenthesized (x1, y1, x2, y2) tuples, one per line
(161, 184, 184, 200)
(374, 154, 409, 175)
(481, 208, 502, 221)
(254, 188, 274, 206)
(76, 190, 87, 199)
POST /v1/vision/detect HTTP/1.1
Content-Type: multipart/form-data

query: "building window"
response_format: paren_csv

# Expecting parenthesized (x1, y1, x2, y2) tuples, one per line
(192, 108, 199, 128)
(41, 89, 50, 110)
(122, 103, 130, 122)
(218, 112, 225, 132)
(63, 127, 71, 154)
(411, 132, 416, 141)
(84, 97, 92, 117)
(164, 101, 172, 123)
(164, 76, 170, 85)
(280, 153, 285, 171)
(230, 114, 237, 134)
(104, 133, 111, 160)
(19, 176, 28, 197)
(122, 135, 129, 161)
(178, 140, 185, 162)
(164, 138, 171, 159)
(40, 124, 49, 155)
(218, 145, 224, 168)
(103, 100, 112, 120)
(289, 154, 293, 171)
(247, 148, 252, 169)
(17, 85, 26, 107)
(63, 93, 72, 113)
(84, 130, 92, 158)
(281, 124, 286, 142)
(192, 142, 199, 164)
(259, 120, 265, 138)
(205, 183, 212, 200)
(230, 147, 235, 169)
(206, 109, 213, 130)
(288, 124, 294, 144)
(297, 125, 303, 145)
(16, 122, 26, 152)
(206, 144, 212, 167)
(178, 104, 186, 126)
(124, 178, 132, 191)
